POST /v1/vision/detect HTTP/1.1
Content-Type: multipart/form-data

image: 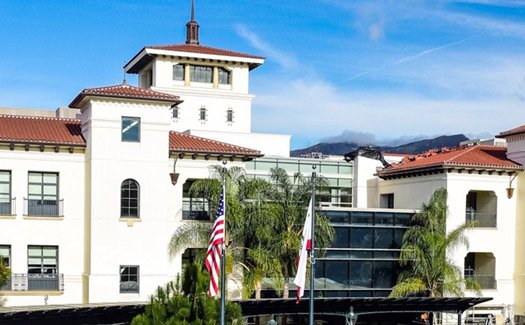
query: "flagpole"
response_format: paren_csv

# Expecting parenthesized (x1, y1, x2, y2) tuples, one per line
(220, 163, 227, 325)
(309, 167, 317, 325)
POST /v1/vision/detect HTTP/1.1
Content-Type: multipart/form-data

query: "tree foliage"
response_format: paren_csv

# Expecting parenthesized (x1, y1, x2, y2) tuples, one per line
(390, 188, 473, 298)
(131, 262, 243, 325)
(168, 166, 334, 299)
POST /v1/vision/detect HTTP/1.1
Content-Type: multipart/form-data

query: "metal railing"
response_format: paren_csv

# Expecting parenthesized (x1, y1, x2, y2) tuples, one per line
(465, 274, 497, 290)
(0, 273, 64, 291)
(465, 209, 497, 228)
(0, 197, 15, 215)
(24, 198, 64, 217)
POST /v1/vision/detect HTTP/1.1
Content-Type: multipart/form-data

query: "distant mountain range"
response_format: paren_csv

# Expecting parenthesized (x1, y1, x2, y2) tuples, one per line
(290, 134, 469, 157)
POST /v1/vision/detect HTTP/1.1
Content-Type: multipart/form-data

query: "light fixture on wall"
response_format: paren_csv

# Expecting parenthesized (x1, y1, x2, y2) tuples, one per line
(507, 174, 517, 199)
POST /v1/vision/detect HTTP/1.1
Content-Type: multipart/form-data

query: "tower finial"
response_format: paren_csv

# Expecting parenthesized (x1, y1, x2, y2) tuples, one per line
(185, 0, 200, 45)
(191, 0, 195, 21)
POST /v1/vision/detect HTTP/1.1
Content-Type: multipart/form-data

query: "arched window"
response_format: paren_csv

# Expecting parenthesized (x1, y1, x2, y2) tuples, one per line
(121, 179, 139, 218)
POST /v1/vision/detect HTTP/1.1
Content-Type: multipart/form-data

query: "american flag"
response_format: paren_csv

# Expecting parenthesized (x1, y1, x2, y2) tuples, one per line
(205, 186, 225, 297)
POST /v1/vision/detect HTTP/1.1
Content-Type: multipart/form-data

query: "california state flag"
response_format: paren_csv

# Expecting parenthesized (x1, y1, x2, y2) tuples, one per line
(293, 198, 313, 303)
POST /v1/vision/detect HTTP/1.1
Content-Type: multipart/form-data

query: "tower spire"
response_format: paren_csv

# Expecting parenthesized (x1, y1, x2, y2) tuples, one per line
(185, 0, 200, 45)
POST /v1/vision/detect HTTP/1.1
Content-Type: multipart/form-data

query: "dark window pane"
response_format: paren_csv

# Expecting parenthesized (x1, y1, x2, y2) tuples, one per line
(350, 228, 373, 248)
(374, 262, 395, 288)
(394, 229, 405, 248)
(395, 213, 411, 226)
(122, 117, 140, 142)
(375, 229, 394, 249)
(375, 212, 394, 225)
(351, 212, 373, 225)
(350, 261, 372, 288)
(333, 227, 350, 248)
(325, 261, 349, 289)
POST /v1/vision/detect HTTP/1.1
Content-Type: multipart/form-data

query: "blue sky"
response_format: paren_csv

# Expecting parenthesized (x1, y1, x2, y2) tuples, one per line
(1, 1, 525, 149)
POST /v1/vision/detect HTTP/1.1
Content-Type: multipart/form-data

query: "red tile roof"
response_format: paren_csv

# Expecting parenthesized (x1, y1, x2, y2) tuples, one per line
(169, 131, 262, 157)
(0, 115, 262, 158)
(378, 145, 522, 177)
(125, 44, 265, 73)
(497, 125, 525, 138)
(148, 44, 265, 60)
(69, 83, 182, 108)
(0, 115, 84, 145)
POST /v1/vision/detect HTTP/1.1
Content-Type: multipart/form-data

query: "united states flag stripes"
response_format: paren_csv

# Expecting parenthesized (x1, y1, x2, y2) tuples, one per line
(205, 186, 225, 297)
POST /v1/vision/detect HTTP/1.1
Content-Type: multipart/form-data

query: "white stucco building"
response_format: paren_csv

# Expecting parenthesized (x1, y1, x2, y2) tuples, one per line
(349, 141, 524, 323)
(0, 4, 286, 307)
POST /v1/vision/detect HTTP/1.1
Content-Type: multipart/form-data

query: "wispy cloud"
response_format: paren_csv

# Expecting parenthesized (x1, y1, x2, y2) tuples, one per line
(395, 37, 473, 64)
(235, 24, 298, 69)
(449, 0, 525, 7)
(433, 11, 525, 38)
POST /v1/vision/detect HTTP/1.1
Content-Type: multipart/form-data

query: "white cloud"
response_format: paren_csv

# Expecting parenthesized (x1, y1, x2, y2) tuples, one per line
(235, 24, 299, 70)
(252, 76, 525, 147)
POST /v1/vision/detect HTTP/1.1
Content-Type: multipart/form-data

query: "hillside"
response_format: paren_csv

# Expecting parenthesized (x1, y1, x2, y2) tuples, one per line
(290, 134, 469, 157)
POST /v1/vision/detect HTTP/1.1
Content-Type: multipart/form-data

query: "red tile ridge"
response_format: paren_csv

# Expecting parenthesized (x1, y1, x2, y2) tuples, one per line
(0, 114, 80, 122)
(497, 124, 525, 138)
(70, 83, 182, 108)
(170, 131, 262, 156)
(146, 43, 265, 60)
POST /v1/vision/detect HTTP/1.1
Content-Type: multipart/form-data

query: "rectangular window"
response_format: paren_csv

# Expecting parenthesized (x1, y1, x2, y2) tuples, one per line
(380, 193, 394, 209)
(173, 64, 185, 81)
(226, 108, 233, 123)
(27, 245, 59, 291)
(120, 265, 139, 293)
(0, 171, 11, 215)
(141, 69, 153, 88)
(28, 172, 59, 216)
(199, 107, 207, 121)
(122, 117, 141, 142)
(28, 246, 58, 275)
(0, 245, 10, 267)
(218, 67, 231, 85)
(190, 65, 213, 83)
(173, 107, 179, 119)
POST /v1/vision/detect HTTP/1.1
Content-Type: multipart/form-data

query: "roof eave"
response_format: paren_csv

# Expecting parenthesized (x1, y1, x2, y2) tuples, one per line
(124, 48, 152, 74)
(170, 149, 263, 160)
(69, 93, 182, 109)
(125, 48, 265, 74)
(378, 162, 522, 179)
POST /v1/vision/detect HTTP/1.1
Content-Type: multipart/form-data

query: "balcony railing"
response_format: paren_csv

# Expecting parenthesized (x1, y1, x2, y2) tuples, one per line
(0, 197, 16, 215)
(0, 273, 64, 291)
(182, 198, 210, 221)
(465, 209, 497, 228)
(465, 274, 497, 290)
(24, 198, 64, 217)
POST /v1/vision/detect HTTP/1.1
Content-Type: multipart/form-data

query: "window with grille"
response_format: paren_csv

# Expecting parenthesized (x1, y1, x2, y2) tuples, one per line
(173, 64, 185, 81)
(0, 245, 10, 268)
(226, 108, 234, 123)
(199, 107, 207, 121)
(28, 172, 58, 216)
(190, 65, 213, 83)
(218, 67, 231, 85)
(122, 117, 141, 142)
(28, 246, 57, 275)
(0, 171, 11, 215)
(121, 179, 140, 218)
(120, 265, 139, 293)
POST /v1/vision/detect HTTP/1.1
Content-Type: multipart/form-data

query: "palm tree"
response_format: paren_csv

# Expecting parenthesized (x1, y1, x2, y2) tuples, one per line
(169, 165, 334, 300)
(169, 165, 284, 299)
(266, 167, 334, 299)
(390, 188, 473, 298)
